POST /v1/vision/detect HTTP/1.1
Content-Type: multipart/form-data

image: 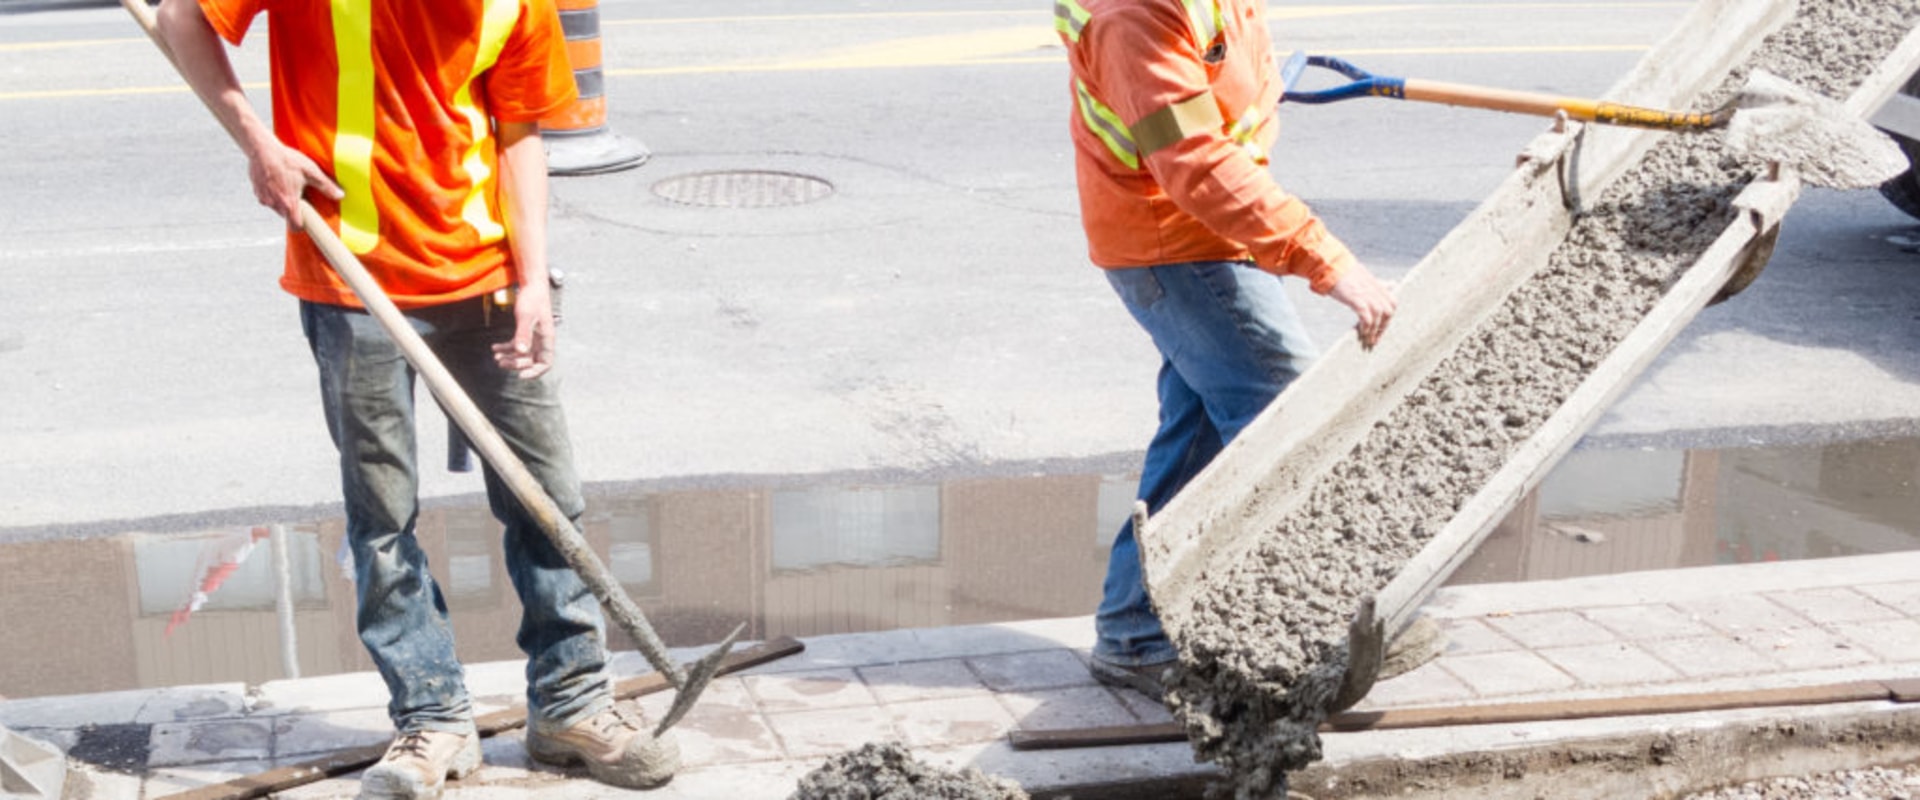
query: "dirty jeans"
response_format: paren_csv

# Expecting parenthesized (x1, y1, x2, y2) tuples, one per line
(301, 298, 612, 735)
(1094, 261, 1318, 667)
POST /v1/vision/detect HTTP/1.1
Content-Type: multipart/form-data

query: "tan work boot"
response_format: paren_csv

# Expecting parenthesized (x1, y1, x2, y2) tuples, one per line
(358, 729, 481, 800)
(526, 702, 681, 789)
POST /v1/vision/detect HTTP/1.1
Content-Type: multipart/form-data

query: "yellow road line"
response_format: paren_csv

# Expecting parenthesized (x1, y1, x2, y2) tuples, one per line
(0, 2, 1691, 51)
(604, 42, 1650, 77)
(0, 80, 266, 102)
(605, 3, 1687, 26)
(0, 36, 146, 52)
(2, 43, 1649, 101)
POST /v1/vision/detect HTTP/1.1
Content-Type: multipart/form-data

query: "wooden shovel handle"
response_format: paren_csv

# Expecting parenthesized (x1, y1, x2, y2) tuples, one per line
(1404, 78, 1723, 130)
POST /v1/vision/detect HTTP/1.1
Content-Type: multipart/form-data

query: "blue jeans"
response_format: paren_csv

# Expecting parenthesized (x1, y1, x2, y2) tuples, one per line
(302, 298, 612, 735)
(1094, 262, 1318, 666)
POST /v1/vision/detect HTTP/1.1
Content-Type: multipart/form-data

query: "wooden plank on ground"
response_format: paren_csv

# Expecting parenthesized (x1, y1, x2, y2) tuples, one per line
(160, 636, 804, 800)
(1008, 679, 1904, 751)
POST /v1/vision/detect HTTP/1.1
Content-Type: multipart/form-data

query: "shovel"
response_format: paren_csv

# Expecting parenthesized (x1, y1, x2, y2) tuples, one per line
(1278, 52, 1906, 190)
(123, 0, 737, 737)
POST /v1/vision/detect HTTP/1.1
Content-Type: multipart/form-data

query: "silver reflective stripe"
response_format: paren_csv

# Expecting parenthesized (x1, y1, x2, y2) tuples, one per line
(1182, 0, 1221, 48)
(1055, 0, 1089, 43)
(1075, 79, 1140, 170)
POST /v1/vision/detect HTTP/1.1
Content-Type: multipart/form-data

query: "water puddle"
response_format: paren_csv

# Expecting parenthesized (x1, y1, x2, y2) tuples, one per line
(2, 437, 1917, 700)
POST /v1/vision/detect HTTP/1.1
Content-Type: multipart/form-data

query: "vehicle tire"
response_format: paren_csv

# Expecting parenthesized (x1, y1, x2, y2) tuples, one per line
(1877, 72, 1920, 221)
(1877, 134, 1920, 221)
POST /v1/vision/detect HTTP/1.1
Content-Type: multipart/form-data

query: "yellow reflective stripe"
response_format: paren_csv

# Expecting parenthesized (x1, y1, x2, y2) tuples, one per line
(1181, 0, 1221, 48)
(1133, 91, 1225, 158)
(1228, 103, 1262, 144)
(330, 0, 377, 254)
(1054, 0, 1089, 43)
(453, 0, 519, 244)
(1229, 103, 1268, 162)
(1074, 79, 1137, 170)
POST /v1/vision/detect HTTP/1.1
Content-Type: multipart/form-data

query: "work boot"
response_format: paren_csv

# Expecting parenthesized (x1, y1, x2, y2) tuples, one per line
(1378, 615, 1447, 680)
(1088, 656, 1178, 701)
(527, 701, 681, 789)
(358, 729, 481, 800)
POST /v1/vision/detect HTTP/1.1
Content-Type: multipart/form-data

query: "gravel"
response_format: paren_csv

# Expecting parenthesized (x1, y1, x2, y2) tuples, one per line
(1685, 764, 1920, 799)
(786, 741, 1029, 800)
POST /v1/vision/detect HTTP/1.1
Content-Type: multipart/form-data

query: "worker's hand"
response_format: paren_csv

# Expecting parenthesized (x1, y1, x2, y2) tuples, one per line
(248, 140, 342, 223)
(493, 281, 557, 379)
(1327, 264, 1397, 350)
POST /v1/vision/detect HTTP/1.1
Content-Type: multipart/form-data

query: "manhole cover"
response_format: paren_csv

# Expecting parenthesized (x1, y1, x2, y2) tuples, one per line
(652, 170, 834, 208)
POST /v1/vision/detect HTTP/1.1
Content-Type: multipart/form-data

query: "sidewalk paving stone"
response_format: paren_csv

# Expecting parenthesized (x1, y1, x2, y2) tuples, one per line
(0, 690, 151, 730)
(1537, 642, 1684, 687)
(1483, 610, 1619, 649)
(271, 707, 391, 758)
(858, 659, 990, 704)
(1112, 685, 1178, 724)
(762, 706, 897, 759)
(148, 718, 272, 767)
(741, 668, 874, 713)
(1440, 650, 1578, 696)
(967, 648, 1097, 692)
(1676, 594, 1818, 636)
(1832, 618, 1920, 662)
(884, 695, 1017, 747)
(636, 675, 759, 721)
(1637, 635, 1780, 679)
(1766, 587, 1910, 624)
(1434, 617, 1523, 654)
(996, 685, 1135, 730)
(1359, 662, 1477, 708)
(668, 710, 784, 768)
(1857, 580, 1920, 615)
(1755, 627, 1880, 670)
(1582, 603, 1718, 641)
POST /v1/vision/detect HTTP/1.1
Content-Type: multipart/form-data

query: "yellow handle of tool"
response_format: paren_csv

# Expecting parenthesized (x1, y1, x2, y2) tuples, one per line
(1403, 79, 1723, 131)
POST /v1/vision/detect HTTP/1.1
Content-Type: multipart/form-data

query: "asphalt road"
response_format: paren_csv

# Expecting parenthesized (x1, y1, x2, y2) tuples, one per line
(3, 0, 1917, 534)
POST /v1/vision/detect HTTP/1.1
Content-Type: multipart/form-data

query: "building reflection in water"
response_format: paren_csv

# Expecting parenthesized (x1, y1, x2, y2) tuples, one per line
(5, 438, 1920, 700)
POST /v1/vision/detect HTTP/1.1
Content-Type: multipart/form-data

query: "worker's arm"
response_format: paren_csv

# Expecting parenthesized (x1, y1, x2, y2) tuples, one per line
(490, 120, 557, 379)
(153, 0, 341, 222)
(1085, 6, 1394, 345)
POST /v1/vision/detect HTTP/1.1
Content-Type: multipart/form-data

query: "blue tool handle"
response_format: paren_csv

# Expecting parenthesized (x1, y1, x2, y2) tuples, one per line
(1280, 52, 1408, 104)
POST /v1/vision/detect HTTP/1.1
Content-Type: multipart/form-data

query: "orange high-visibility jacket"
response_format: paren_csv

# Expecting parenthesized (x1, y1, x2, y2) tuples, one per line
(199, 0, 576, 309)
(1057, 0, 1355, 293)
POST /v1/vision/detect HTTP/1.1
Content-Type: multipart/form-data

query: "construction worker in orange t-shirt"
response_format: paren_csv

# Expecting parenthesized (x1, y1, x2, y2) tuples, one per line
(155, 0, 676, 796)
(1056, 0, 1398, 725)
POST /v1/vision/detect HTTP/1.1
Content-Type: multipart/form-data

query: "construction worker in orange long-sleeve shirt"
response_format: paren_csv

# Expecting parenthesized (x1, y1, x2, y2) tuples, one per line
(1057, 0, 1398, 712)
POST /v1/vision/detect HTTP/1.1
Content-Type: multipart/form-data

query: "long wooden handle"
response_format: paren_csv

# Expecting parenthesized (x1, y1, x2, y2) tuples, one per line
(122, 0, 691, 686)
(1404, 78, 1723, 130)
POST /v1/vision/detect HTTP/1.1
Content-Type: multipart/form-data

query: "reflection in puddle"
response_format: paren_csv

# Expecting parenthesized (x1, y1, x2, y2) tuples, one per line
(4, 438, 1919, 700)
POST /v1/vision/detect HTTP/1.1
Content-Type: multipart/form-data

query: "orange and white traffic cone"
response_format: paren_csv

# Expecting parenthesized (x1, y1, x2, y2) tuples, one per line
(542, 0, 648, 175)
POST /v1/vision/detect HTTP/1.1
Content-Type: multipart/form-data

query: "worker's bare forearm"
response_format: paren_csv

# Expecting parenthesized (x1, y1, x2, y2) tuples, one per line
(497, 120, 552, 290)
(153, 0, 276, 165)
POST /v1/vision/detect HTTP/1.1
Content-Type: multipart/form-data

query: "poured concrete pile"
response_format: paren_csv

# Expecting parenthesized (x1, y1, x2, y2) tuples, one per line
(1157, 2, 1920, 798)
(787, 742, 1029, 800)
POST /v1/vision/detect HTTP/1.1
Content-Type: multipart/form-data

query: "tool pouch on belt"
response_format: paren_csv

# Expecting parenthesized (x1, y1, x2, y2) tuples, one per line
(448, 268, 567, 473)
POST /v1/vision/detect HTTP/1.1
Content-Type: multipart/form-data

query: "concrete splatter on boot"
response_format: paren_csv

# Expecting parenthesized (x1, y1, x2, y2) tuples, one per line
(358, 729, 482, 800)
(527, 702, 681, 789)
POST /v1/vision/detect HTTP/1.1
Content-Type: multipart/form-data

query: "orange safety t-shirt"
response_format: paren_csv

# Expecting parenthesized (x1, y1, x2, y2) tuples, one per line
(1058, 0, 1356, 293)
(199, 0, 577, 308)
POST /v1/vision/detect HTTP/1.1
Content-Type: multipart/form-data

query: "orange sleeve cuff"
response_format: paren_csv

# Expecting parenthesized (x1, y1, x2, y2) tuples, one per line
(1302, 231, 1357, 295)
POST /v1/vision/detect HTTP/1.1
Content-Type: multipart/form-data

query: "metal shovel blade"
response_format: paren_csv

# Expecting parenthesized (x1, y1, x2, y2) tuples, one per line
(1328, 597, 1385, 714)
(1722, 69, 1907, 189)
(652, 622, 748, 736)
